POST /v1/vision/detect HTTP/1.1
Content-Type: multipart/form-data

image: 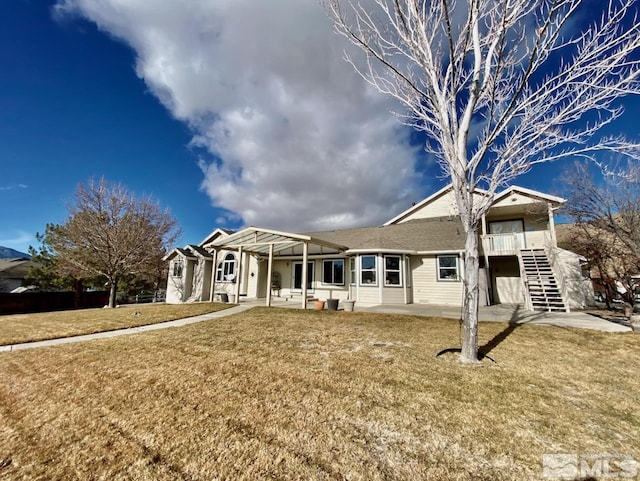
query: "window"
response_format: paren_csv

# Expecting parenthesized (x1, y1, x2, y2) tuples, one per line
(384, 255, 402, 286)
(216, 253, 236, 282)
(361, 255, 377, 285)
(323, 259, 344, 285)
(349, 258, 356, 285)
(293, 261, 314, 291)
(438, 255, 459, 281)
(172, 259, 183, 277)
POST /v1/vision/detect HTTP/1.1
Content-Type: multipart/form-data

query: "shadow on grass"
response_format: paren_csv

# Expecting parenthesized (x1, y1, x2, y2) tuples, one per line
(437, 305, 548, 362)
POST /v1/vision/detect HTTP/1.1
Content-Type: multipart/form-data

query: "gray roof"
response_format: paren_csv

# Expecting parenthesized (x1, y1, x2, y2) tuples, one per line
(187, 245, 213, 258)
(306, 217, 465, 252)
(0, 258, 36, 278)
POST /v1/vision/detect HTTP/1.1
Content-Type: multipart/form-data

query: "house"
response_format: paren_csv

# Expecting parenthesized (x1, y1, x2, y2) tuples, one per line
(165, 185, 594, 311)
(0, 257, 35, 293)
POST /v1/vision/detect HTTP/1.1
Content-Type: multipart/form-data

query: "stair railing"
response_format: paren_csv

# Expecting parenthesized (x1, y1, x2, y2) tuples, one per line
(517, 248, 533, 311)
(544, 234, 570, 312)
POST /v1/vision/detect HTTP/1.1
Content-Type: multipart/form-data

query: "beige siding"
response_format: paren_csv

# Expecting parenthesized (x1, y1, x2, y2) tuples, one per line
(166, 266, 185, 304)
(548, 247, 595, 309)
(400, 190, 486, 222)
(357, 286, 380, 305)
(410, 256, 463, 305)
(381, 287, 405, 304)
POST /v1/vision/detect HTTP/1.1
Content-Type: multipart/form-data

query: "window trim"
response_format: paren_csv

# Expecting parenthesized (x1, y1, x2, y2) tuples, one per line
(322, 259, 345, 286)
(349, 257, 356, 285)
(437, 254, 460, 282)
(360, 255, 378, 286)
(292, 261, 315, 292)
(384, 255, 403, 287)
(216, 253, 237, 282)
(172, 259, 183, 278)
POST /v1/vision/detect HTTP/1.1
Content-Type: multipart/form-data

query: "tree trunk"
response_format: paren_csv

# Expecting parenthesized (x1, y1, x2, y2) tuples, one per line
(461, 224, 480, 363)
(108, 276, 118, 308)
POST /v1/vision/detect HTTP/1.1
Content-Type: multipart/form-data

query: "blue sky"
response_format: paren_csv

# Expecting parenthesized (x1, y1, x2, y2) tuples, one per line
(1, 0, 639, 255)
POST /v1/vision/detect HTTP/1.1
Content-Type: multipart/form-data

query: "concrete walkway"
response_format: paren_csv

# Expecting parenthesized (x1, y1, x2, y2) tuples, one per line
(355, 302, 631, 332)
(259, 298, 631, 333)
(0, 300, 630, 353)
(0, 304, 253, 352)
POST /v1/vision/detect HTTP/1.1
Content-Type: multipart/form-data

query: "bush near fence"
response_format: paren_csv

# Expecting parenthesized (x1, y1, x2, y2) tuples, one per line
(0, 291, 110, 315)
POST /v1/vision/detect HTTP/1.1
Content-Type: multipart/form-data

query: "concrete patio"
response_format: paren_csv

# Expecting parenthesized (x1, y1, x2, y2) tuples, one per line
(246, 297, 631, 333)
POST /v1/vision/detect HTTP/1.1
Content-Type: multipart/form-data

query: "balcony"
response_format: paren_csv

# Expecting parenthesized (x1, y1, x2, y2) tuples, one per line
(481, 232, 526, 256)
(481, 230, 552, 256)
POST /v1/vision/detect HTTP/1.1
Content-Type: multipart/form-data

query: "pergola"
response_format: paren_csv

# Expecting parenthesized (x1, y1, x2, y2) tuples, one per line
(208, 227, 347, 308)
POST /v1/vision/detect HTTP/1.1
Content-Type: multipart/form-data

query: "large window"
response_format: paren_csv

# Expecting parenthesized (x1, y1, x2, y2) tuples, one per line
(172, 259, 183, 278)
(293, 261, 314, 290)
(361, 255, 377, 285)
(437, 255, 459, 281)
(323, 259, 344, 285)
(216, 253, 236, 282)
(384, 255, 402, 286)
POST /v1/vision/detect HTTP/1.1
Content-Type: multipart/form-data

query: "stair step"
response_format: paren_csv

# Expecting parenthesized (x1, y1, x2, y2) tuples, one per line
(520, 249, 567, 312)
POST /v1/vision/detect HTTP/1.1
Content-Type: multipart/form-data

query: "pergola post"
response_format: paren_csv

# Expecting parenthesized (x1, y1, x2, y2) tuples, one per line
(266, 243, 274, 307)
(209, 248, 219, 302)
(234, 246, 243, 303)
(301, 241, 308, 309)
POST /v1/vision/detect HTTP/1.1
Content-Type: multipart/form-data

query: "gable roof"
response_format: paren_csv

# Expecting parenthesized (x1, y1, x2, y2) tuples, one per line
(492, 185, 565, 205)
(0, 258, 35, 278)
(385, 184, 563, 225)
(309, 216, 465, 253)
(163, 247, 197, 262)
(384, 184, 490, 226)
(211, 226, 348, 256)
(200, 228, 235, 247)
(187, 245, 213, 259)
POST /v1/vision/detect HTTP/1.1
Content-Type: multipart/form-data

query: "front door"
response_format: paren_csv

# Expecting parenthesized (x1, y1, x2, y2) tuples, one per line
(293, 262, 314, 291)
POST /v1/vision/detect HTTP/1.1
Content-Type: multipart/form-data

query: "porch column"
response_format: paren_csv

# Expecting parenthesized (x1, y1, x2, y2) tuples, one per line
(209, 248, 219, 302)
(234, 246, 243, 303)
(266, 243, 274, 307)
(547, 202, 557, 247)
(481, 213, 487, 236)
(301, 242, 308, 309)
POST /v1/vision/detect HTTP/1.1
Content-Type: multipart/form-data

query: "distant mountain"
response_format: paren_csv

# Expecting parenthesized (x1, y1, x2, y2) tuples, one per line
(0, 246, 30, 259)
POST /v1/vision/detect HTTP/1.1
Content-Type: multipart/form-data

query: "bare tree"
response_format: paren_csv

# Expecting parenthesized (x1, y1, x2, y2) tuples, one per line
(46, 178, 181, 308)
(563, 161, 640, 313)
(325, 0, 640, 362)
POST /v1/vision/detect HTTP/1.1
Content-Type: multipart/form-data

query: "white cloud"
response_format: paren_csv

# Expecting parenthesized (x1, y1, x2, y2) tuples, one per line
(55, 0, 427, 232)
(0, 184, 28, 191)
(0, 230, 34, 251)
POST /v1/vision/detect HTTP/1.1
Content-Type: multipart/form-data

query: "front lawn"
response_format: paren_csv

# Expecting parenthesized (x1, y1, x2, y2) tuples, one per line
(0, 308, 638, 480)
(0, 302, 232, 345)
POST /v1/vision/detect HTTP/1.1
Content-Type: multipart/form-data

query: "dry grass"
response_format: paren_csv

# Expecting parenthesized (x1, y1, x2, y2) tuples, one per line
(0, 302, 232, 345)
(0, 307, 638, 480)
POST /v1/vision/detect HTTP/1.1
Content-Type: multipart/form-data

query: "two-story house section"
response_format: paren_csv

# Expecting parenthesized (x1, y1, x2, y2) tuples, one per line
(165, 185, 593, 311)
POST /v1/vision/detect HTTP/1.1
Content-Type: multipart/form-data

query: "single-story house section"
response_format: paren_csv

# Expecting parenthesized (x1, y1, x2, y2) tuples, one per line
(165, 185, 594, 311)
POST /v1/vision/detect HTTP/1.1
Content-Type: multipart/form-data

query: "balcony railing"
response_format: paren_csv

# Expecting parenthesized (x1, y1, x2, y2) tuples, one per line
(481, 232, 526, 255)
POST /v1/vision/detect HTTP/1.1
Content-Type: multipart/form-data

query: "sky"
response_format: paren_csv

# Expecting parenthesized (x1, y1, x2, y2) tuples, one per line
(1, 0, 639, 255)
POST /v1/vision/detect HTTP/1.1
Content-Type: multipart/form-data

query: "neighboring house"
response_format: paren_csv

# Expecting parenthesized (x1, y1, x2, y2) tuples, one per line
(165, 185, 593, 311)
(0, 258, 35, 293)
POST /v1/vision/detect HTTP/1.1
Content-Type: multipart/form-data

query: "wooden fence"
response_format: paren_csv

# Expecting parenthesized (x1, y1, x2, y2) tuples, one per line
(0, 291, 110, 315)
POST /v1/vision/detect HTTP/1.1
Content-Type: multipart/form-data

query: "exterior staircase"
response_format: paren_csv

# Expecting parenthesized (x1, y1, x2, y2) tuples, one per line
(519, 249, 567, 312)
